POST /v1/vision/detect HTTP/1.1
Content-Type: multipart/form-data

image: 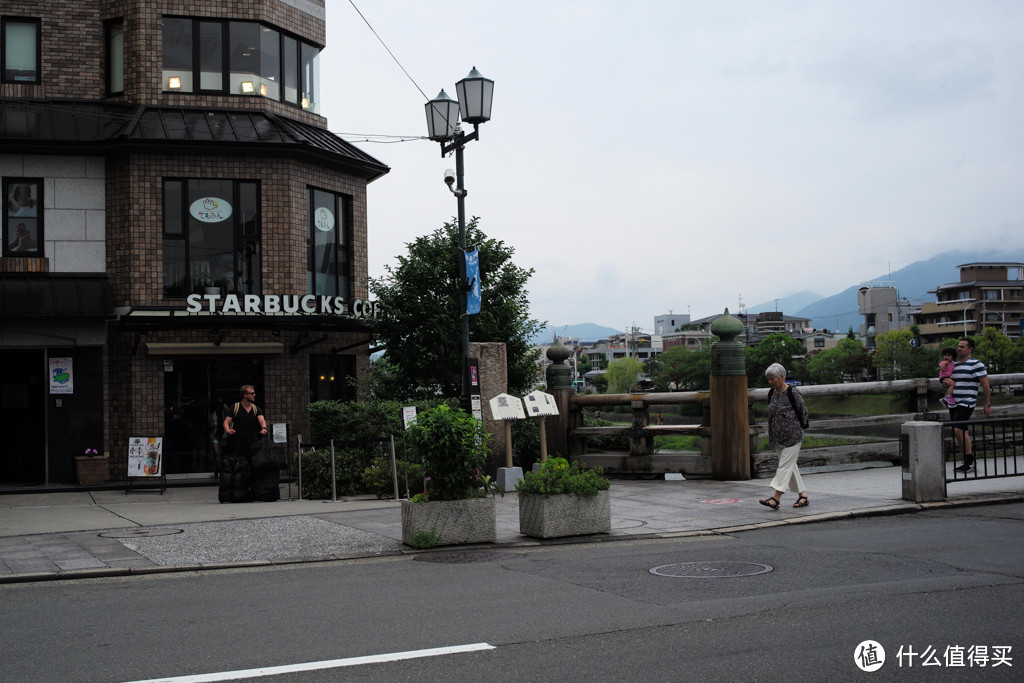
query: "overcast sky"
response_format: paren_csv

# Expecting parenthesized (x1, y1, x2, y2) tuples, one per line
(319, 1, 1024, 334)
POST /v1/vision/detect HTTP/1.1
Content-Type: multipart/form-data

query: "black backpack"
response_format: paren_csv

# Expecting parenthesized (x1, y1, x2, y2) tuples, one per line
(768, 387, 809, 429)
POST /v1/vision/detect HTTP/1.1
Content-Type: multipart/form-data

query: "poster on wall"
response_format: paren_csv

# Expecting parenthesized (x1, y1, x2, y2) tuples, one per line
(48, 357, 74, 394)
(127, 437, 163, 477)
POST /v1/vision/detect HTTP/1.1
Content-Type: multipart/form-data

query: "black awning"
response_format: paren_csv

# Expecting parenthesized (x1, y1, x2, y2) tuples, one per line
(0, 273, 113, 317)
(0, 100, 390, 181)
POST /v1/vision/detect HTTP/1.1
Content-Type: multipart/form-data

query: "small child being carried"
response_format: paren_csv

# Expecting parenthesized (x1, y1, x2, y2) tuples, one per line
(939, 347, 956, 407)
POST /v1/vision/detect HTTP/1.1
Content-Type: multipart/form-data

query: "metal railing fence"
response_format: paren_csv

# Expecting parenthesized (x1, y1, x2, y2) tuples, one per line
(942, 417, 1024, 483)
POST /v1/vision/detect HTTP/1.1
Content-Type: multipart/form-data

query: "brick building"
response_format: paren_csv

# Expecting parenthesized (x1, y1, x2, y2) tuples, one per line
(0, 1, 387, 485)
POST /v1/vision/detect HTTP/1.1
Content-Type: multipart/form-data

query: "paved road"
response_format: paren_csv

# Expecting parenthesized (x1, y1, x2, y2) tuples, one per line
(2, 503, 1021, 682)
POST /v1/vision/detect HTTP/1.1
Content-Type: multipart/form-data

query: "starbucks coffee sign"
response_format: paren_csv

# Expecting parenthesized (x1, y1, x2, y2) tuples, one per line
(185, 293, 379, 319)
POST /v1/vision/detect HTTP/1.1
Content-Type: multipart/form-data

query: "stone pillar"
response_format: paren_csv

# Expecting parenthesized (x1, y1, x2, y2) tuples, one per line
(471, 342, 508, 470)
(901, 421, 945, 502)
(710, 309, 750, 480)
(545, 341, 572, 459)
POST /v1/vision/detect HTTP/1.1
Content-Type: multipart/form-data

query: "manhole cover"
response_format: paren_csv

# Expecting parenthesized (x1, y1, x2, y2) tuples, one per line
(99, 528, 183, 538)
(414, 551, 524, 564)
(650, 561, 773, 578)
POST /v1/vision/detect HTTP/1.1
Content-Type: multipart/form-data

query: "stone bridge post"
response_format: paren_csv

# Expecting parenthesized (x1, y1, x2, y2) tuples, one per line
(710, 309, 750, 480)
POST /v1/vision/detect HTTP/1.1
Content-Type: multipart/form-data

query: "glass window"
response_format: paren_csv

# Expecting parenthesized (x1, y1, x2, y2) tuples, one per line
(162, 17, 193, 92)
(2, 18, 40, 84)
(107, 20, 124, 95)
(260, 26, 280, 99)
(198, 21, 224, 91)
(162, 179, 261, 298)
(3, 179, 42, 257)
(161, 18, 318, 109)
(282, 35, 298, 104)
(307, 188, 350, 300)
(229, 21, 260, 95)
(301, 42, 319, 112)
(310, 354, 356, 402)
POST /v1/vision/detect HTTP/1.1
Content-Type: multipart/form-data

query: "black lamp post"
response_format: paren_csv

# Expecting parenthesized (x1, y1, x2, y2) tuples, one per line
(424, 67, 494, 409)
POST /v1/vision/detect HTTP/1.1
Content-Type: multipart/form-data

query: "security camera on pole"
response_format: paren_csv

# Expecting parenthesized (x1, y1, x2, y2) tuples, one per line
(424, 67, 494, 412)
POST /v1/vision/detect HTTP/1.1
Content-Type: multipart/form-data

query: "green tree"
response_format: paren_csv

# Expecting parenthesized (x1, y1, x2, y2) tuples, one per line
(747, 333, 804, 386)
(369, 218, 542, 400)
(604, 356, 644, 394)
(872, 329, 914, 379)
(645, 343, 712, 391)
(975, 327, 1014, 373)
(805, 337, 868, 384)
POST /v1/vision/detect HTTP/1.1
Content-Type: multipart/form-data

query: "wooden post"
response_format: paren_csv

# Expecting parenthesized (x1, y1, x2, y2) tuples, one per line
(538, 418, 548, 462)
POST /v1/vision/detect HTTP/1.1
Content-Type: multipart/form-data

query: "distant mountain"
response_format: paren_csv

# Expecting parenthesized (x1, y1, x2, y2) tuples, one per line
(795, 249, 1022, 332)
(748, 290, 822, 315)
(533, 323, 622, 345)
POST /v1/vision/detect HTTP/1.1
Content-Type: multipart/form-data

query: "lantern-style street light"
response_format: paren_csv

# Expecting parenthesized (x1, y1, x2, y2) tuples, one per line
(424, 67, 494, 410)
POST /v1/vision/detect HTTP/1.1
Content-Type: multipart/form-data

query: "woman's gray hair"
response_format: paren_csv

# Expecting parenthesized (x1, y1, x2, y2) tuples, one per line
(764, 363, 787, 380)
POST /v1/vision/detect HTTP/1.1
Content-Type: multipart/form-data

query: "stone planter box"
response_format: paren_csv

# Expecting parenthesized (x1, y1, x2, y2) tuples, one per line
(518, 490, 611, 538)
(74, 456, 109, 486)
(401, 497, 496, 547)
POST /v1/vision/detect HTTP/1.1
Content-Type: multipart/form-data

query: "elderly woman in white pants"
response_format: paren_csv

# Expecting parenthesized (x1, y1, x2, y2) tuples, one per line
(759, 363, 810, 510)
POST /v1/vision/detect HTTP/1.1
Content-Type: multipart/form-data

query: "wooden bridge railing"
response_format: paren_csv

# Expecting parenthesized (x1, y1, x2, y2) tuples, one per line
(561, 374, 1024, 458)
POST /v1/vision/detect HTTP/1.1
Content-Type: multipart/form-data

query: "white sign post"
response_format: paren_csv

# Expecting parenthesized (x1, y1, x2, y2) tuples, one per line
(489, 393, 527, 492)
(523, 390, 559, 464)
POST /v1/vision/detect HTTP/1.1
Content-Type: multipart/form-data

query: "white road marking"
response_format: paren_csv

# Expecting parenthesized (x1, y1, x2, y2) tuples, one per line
(123, 643, 497, 682)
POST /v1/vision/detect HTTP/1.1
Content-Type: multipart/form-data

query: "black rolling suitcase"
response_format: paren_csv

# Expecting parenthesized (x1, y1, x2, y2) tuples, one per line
(218, 454, 252, 503)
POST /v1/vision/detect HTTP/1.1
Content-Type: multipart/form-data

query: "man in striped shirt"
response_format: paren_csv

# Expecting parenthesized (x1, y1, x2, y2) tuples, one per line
(949, 337, 992, 472)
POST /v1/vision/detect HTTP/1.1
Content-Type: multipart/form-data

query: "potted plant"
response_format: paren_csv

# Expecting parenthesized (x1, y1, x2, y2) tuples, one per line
(516, 457, 611, 538)
(401, 404, 495, 548)
(75, 448, 108, 486)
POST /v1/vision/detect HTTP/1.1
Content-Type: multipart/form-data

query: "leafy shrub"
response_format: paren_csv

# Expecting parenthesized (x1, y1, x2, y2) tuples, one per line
(407, 404, 490, 501)
(363, 456, 424, 499)
(516, 457, 610, 497)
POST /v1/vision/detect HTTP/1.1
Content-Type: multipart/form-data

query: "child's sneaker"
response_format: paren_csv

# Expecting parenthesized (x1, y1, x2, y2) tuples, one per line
(940, 396, 956, 407)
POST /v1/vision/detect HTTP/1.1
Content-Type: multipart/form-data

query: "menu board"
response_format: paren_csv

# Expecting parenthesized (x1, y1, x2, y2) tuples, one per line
(127, 436, 163, 477)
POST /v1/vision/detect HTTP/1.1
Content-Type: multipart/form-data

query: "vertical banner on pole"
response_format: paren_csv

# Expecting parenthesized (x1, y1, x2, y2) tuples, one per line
(465, 249, 481, 315)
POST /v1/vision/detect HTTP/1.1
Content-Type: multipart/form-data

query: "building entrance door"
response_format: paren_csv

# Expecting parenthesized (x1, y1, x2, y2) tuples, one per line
(163, 357, 263, 475)
(0, 350, 46, 484)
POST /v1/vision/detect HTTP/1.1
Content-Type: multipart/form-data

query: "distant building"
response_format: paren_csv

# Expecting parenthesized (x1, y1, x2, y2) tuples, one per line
(684, 311, 812, 346)
(914, 262, 1024, 344)
(653, 312, 690, 335)
(857, 284, 916, 349)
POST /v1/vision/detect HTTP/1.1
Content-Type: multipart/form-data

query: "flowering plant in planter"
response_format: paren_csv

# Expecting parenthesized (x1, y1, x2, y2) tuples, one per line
(407, 404, 491, 501)
(516, 457, 610, 497)
(83, 448, 101, 457)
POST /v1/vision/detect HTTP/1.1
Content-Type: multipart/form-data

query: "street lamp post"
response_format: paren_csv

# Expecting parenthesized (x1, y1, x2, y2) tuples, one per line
(963, 300, 975, 337)
(424, 67, 494, 410)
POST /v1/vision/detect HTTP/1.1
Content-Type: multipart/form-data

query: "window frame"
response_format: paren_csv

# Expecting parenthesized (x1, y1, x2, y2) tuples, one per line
(2, 16, 41, 85)
(106, 18, 124, 96)
(161, 16, 319, 111)
(307, 187, 352, 301)
(162, 178, 262, 298)
(3, 177, 43, 257)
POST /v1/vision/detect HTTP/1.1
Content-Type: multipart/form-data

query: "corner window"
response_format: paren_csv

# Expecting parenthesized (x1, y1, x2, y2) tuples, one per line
(162, 17, 319, 112)
(3, 178, 42, 256)
(106, 19, 124, 95)
(162, 179, 261, 298)
(2, 17, 40, 84)
(307, 188, 351, 300)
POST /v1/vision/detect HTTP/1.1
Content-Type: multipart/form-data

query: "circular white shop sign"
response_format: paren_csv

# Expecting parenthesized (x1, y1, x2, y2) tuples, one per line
(189, 197, 233, 223)
(314, 206, 335, 232)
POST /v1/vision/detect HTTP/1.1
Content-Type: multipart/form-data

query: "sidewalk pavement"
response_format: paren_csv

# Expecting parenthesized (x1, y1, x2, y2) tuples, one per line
(2, 464, 1023, 584)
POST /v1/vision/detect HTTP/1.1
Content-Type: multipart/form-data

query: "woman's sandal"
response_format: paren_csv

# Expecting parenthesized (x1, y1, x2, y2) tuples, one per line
(793, 496, 809, 508)
(758, 498, 780, 510)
